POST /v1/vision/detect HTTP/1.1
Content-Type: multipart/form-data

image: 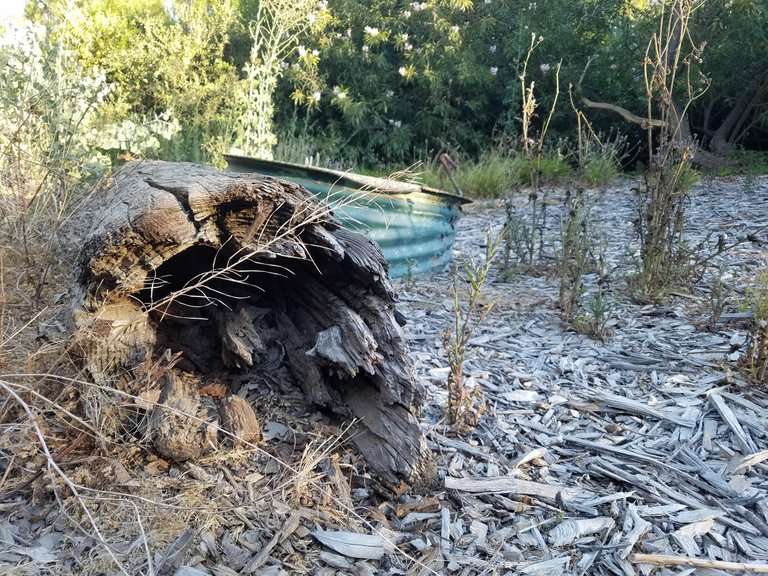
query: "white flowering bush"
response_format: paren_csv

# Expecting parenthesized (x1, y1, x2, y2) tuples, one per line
(0, 13, 190, 265)
(274, 0, 635, 164)
(0, 21, 112, 191)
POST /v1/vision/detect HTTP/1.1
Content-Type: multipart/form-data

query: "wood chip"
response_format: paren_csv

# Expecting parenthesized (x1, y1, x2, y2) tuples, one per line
(445, 476, 592, 502)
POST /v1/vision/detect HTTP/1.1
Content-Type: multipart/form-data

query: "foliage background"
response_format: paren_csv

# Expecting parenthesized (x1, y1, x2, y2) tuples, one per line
(0, 0, 766, 177)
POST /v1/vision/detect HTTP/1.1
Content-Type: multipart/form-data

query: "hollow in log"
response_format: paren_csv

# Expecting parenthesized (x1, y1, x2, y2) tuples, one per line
(70, 161, 435, 487)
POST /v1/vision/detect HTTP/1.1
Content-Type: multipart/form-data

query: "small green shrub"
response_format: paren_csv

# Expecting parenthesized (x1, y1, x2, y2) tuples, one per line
(721, 149, 768, 176)
(457, 156, 515, 198)
(558, 187, 591, 321)
(510, 153, 573, 187)
(443, 227, 502, 430)
(415, 151, 515, 198)
(582, 155, 620, 188)
(741, 270, 768, 386)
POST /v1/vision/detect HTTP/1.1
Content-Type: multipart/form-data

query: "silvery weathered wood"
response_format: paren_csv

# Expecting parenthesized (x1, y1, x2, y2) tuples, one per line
(70, 161, 434, 486)
(394, 176, 768, 575)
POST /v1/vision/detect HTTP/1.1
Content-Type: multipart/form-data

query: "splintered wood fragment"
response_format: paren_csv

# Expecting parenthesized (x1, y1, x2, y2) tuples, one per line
(219, 396, 261, 447)
(732, 450, 768, 473)
(547, 517, 615, 546)
(511, 447, 547, 469)
(709, 394, 758, 453)
(671, 508, 726, 524)
(592, 392, 695, 427)
(570, 438, 728, 498)
(579, 491, 636, 509)
(520, 556, 570, 574)
(241, 511, 302, 572)
(734, 505, 768, 539)
(588, 459, 704, 509)
(720, 391, 767, 415)
(566, 437, 665, 468)
(311, 530, 393, 560)
(428, 431, 499, 463)
(154, 527, 196, 574)
(619, 506, 651, 559)
(677, 518, 714, 538)
(675, 446, 738, 498)
(149, 375, 219, 461)
(444, 476, 591, 502)
(440, 507, 451, 553)
(394, 497, 441, 518)
(629, 553, 768, 573)
(608, 361, 660, 372)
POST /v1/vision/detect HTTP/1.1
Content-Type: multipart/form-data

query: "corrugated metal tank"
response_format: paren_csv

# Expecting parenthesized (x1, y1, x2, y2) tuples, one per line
(224, 155, 469, 278)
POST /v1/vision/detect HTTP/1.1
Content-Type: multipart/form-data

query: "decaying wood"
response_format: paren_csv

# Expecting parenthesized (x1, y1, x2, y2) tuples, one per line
(70, 160, 433, 486)
(444, 475, 593, 503)
(241, 510, 302, 572)
(148, 372, 219, 461)
(219, 396, 261, 447)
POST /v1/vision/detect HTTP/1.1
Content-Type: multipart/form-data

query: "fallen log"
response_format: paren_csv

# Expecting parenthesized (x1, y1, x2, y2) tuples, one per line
(69, 160, 435, 487)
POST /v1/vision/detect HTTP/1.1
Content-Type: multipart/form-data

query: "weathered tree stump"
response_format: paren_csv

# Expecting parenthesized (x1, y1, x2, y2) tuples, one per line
(70, 161, 434, 487)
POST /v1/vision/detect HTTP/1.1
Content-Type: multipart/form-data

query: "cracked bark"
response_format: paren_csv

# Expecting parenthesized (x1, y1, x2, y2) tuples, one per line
(70, 160, 435, 487)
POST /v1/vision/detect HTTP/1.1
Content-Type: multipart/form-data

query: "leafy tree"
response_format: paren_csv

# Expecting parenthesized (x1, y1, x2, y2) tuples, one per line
(578, 0, 768, 159)
(274, 0, 633, 165)
(28, 0, 242, 163)
(690, 0, 768, 152)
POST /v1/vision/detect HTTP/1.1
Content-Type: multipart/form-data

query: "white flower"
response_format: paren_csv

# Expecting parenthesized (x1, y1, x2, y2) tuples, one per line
(404, 10, 411, 18)
(401, 33, 409, 42)
(298, 45, 307, 58)
(362, 45, 369, 54)
(386, 90, 394, 97)
(279, 61, 289, 70)
(610, 63, 618, 70)
(308, 13, 316, 24)
(451, 25, 460, 34)
(364, 26, 379, 37)
(312, 91, 321, 102)
(332, 86, 347, 100)
(312, 49, 319, 57)
(539, 63, 551, 73)
(399, 66, 407, 76)
(489, 45, 497, 53)
(404, 43, 413, 51)
(490, 66, 498, 75)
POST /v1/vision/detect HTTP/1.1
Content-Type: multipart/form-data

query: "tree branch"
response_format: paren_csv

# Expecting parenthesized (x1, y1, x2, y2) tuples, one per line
(581, 96, 666, 129)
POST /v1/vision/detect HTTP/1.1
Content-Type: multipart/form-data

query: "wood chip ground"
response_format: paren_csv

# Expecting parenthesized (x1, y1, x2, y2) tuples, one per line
(2, 176, 768, 575)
